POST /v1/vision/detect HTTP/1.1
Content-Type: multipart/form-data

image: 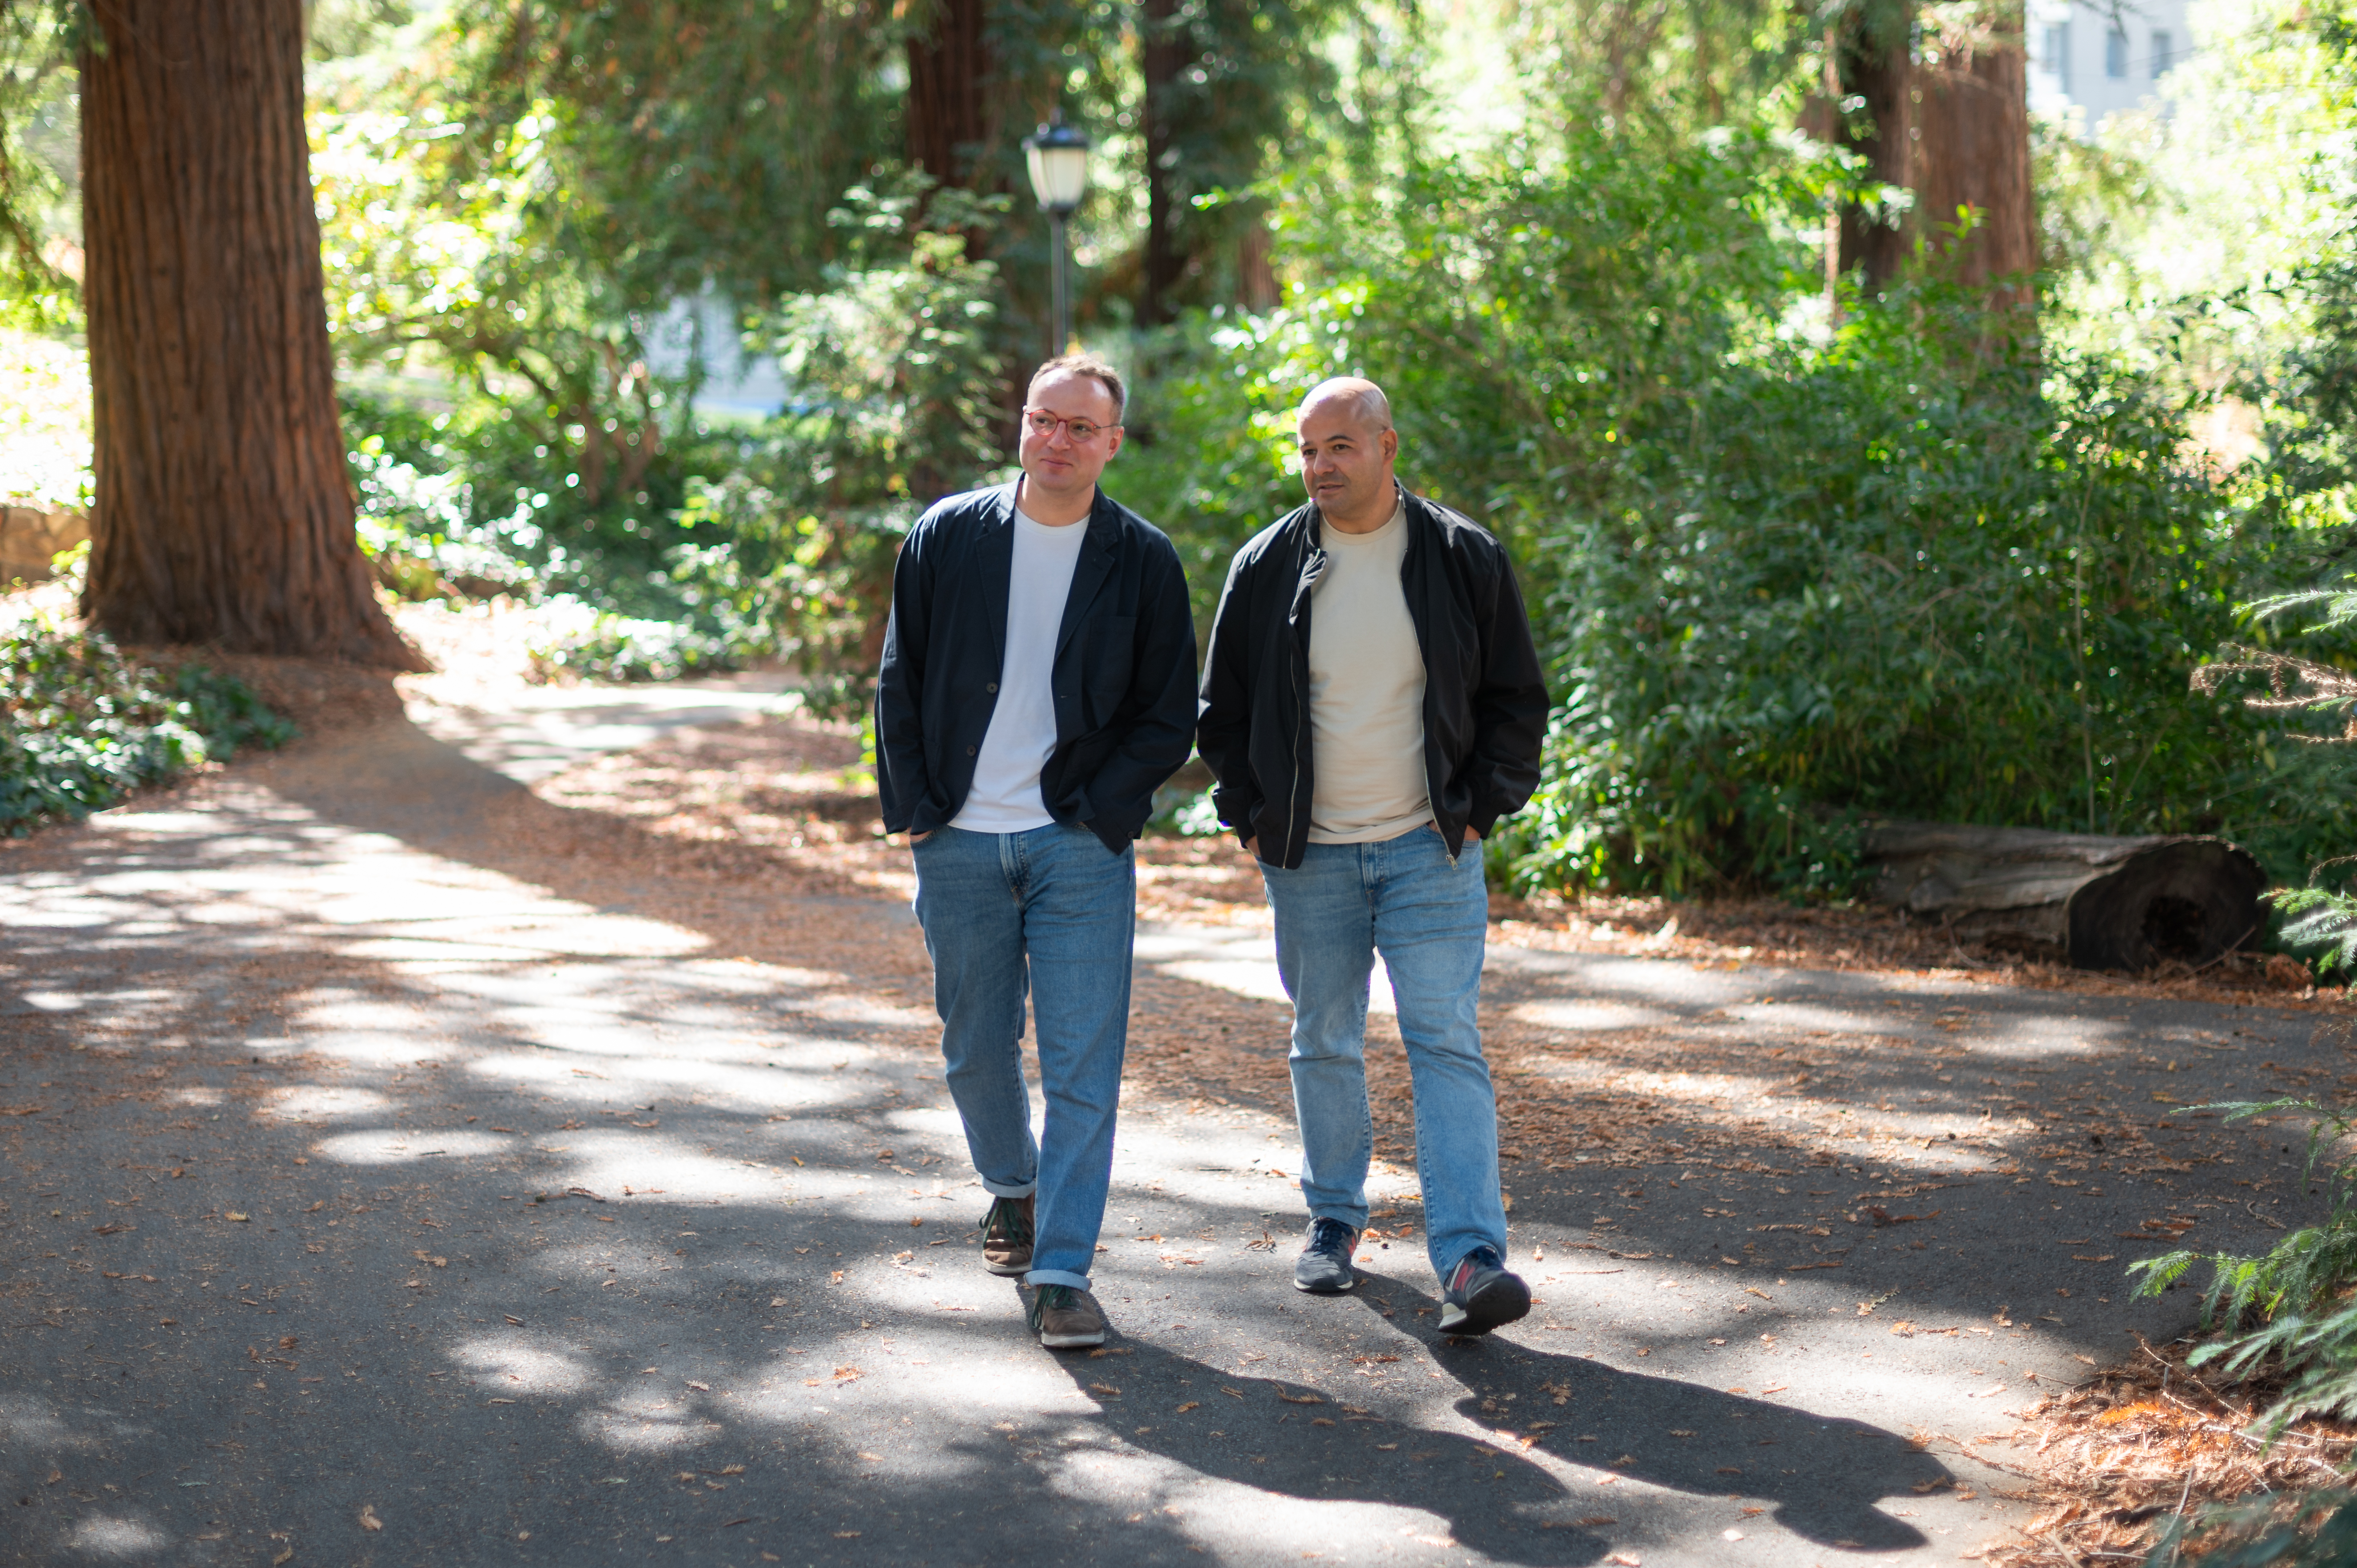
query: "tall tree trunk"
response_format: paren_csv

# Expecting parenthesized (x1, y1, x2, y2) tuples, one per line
(1239, 217, 1280, 313)
(905, 0, 992, 190)
(904, 0, 999, 492)
(1834, 17, 1915, 292)
(79, 0, 421, 668)
(1139, 0, 1185, 328)
(1817, 0, 2033, 301)
(1914, 2, 2036, 293)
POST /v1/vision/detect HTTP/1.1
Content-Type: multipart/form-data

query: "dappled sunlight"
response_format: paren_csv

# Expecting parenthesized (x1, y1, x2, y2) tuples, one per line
(310, 1127, 518, 1164)
(0, 1392, 104, 1450)
(260, 1084, 397, 1122)
(1507, 999, 1679, 1031)
(449, 1333, 600, 1397)
(58, 1514, 170, 1556)
(3, 695, 2321, 1564)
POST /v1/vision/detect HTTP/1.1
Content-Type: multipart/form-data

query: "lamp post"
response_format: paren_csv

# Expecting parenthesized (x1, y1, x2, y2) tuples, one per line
(1023, 112, 1091, 357)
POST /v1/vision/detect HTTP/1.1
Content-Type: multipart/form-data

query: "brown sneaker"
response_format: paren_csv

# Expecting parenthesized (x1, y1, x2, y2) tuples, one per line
(1026, 1284, 1108, 1349)
(979, 1194, 1034, 1277)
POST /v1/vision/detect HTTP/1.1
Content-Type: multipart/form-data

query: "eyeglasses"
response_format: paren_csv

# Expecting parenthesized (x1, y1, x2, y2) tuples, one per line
(1023, 407, 1117, 444)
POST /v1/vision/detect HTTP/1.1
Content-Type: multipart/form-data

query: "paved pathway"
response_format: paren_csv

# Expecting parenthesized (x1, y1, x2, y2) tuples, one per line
(0, 688, 2327, 1566)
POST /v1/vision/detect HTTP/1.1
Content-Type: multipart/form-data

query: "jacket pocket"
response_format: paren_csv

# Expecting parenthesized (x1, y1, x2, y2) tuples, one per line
(1081, 614, 1137, 726)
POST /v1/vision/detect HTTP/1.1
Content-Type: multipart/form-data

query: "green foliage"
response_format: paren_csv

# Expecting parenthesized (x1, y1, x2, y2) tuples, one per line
(314, 83, 720, 600)
(2132, 1091, 2357, 1446)
(1509, 310, 2342, 897)
(387, 2, 900, 310)
(0, 622, 294, 831)
(1125, 124, 2350, 896)
(0, 1, 79, 326)
(2145, 1487, 2357, 1568)
(495, 179, 1010, 690)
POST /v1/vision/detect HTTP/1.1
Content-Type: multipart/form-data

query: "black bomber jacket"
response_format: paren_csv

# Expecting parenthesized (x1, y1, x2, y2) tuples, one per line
(874, 480, 1198, 853)
(1195, 488, 1550, 869)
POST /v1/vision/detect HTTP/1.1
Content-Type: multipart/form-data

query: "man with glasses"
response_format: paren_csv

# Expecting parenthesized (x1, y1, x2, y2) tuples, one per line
(1197, 377, 1549, 1335)
(876, 354, 1196, 1349)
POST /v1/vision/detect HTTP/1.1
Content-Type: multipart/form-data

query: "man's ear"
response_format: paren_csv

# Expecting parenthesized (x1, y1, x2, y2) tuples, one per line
(1380, 427, 1400, 463)
(1105, 426, 1125, 460)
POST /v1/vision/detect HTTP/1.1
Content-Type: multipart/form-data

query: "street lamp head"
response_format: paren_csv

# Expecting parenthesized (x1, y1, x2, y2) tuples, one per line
(1024, 113, 1091, 217)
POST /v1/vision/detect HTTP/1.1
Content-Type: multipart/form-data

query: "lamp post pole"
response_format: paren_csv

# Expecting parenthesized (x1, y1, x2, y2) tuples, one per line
(1047, 209, 1070, 358)
(1023, 113, 1091, 359)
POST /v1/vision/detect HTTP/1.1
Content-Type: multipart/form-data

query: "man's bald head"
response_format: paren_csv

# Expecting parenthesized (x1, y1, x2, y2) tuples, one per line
(1297, 377, 1393, 437)
(1295, 377, 1400, 534)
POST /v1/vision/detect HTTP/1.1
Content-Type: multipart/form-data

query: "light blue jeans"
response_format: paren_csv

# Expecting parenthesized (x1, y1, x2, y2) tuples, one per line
(911, 821, 1135, 1290)
(1260, 824, 1506, 1283)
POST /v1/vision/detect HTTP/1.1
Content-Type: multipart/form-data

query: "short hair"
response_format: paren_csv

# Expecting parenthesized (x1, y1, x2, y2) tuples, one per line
(1297, 377, 1392, 435)
(1029, 353, 1126, 423)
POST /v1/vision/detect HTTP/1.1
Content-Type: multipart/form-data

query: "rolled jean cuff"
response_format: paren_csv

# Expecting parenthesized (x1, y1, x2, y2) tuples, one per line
(1024, 1267, 1090, 1290)
(981, 1175, 1038, 1199)
(1310, 1204, 1369, 1231)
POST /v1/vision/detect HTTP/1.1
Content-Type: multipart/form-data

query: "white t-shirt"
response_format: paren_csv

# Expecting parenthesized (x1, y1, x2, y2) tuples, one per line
(951, 504, 1090, 832)
(1306, 492, 1431, 844)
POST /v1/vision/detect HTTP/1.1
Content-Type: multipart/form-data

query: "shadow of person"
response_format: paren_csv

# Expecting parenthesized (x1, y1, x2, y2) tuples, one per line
(1349, 1275, 1947, 1552)
(1037, 1330, 1602, 1566)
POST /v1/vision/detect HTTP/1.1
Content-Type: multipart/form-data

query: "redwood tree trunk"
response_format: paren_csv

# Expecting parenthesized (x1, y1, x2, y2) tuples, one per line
(903, 0, 1006, 475)
(79, 0, 421, 668)
(1139, 0, 1185, 328)
(1914, 3, 2037, 292)
(1834, 22, 1915, 292)
(906, 0, 993, 190)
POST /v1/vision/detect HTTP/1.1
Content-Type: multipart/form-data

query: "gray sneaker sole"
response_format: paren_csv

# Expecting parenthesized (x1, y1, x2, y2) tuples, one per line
(983, 1255, 1032, 1277)
(1038, 1325, 1107, 1349)
(1439, 1274, 1531, 1336)
(1293, 1266, 1357, 1294)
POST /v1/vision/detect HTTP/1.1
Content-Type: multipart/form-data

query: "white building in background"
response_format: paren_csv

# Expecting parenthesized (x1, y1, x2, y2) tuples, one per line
(641, 290, 790, 423)
(2028, 0, 2192, 134)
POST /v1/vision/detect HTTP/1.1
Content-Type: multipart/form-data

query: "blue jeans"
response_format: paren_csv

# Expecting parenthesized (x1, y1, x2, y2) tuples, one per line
(1260, 825, 1505, 1283)
(911, 822, 1135, 1290)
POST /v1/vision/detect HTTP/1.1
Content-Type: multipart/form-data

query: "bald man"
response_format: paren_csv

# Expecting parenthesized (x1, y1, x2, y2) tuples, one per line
(1196, 377, 1549, 1334)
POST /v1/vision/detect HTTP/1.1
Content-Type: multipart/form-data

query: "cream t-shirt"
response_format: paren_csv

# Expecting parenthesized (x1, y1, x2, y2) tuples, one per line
(1306, 492, 1431, 844)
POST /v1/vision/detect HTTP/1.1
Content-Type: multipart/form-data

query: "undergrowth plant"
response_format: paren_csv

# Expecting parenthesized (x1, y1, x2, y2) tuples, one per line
(1125, 126, 2353, 896)
(0, 621, 294, 831)
(2132, 1086, 2357, 1438)
(2144, 1486, 2357, 1567)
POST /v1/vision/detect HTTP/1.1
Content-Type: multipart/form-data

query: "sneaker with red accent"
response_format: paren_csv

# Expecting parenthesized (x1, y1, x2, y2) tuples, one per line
(1438, 1246, 1530, 1336)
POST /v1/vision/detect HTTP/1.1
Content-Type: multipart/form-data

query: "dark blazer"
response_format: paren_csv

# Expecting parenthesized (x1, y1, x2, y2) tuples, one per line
(874, 480, 1198, 853)
(1196, 488, 1549, 869)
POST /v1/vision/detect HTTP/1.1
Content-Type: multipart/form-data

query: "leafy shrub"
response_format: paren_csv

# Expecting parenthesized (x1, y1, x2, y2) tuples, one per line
(1125, 128, 2352, 895)
(2130, 1088, 2357, 1475)
(1505, 302, 2352, 898)
(2146, 1486, 2357, 1568)
(0, 623, 295, 831)
(2199, 574, 2357, 970)
(338, 175, 1006, 697)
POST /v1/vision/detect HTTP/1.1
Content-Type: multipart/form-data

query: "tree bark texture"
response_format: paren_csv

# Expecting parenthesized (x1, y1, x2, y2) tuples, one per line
(1817, 1, 2035, 299)
(1863, 822, 2266, 972)
(79, 0, 421, 668)
(1139, 0, 1185, 327)
(1913, 4, 2037, 291)
(905, 0, 994, 190)
(1832, 20, 1914, 291)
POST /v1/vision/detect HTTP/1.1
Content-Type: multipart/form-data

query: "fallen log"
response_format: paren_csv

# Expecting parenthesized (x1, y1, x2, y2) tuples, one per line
(1861, 822, 2267, 972)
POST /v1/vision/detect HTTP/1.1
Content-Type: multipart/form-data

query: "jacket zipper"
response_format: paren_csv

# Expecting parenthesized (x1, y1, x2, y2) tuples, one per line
(1284, 537, 1325, 865)
(1398, 532, 1454, 866)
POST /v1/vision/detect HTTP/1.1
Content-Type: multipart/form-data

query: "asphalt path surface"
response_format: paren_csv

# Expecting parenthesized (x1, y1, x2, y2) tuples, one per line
(0, 688, 2331, 1566)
